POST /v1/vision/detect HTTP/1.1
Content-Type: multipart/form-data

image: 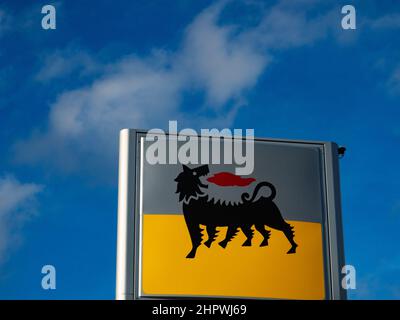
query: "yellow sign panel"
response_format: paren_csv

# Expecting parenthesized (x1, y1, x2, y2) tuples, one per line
(142, 214, 325, 299)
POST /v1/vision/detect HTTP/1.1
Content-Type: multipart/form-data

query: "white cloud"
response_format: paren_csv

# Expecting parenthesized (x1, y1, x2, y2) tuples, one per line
(179, 2, 269, 107)
(0, 8, 11, 37)
(244, 0, 333, 49)
(0, 175, 43, 263)
(387, 66, 400, 95)
(351, 255, 400, 299)
(16, 54, 185, 174)
(35, 48, 100, 82)
(365, 13, 400, 97)
(370, 13, 400, 30)
(15, 0, 335, 177)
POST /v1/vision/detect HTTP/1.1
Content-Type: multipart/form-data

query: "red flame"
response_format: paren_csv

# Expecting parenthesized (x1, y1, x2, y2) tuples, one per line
(207, 172, 256, 187)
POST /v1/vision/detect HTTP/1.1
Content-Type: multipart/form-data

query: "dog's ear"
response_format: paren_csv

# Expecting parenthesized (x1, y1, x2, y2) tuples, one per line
(182, 165, 190, 173)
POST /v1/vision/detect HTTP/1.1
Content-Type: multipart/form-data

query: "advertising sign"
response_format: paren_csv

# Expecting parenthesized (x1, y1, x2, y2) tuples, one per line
(116, 129, 346, 300)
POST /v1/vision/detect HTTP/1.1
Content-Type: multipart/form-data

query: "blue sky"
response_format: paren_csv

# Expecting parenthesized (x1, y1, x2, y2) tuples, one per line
(0, 0, 399, 299)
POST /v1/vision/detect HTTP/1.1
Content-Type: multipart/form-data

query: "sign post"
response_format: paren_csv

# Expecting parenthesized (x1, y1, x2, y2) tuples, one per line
(116, 129, 346, 300)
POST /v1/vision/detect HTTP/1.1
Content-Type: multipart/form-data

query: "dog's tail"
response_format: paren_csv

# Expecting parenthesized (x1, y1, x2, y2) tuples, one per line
(241, 181, 276, 203)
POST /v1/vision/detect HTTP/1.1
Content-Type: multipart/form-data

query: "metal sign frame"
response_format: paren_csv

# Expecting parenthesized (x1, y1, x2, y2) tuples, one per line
(115, 129, 346, 300)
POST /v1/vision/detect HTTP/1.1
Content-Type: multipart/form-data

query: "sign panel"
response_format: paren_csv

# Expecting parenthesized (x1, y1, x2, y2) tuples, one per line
(116, 129, 346, 300)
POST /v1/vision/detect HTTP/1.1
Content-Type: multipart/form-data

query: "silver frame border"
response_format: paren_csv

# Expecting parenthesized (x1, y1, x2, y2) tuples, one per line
(115, 129, 346, 300)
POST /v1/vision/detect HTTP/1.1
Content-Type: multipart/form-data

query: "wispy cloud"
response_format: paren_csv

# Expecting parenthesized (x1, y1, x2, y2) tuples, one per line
(387, 65, 400, 95)
(35, 47, 100, 82)
(178, 2, 269, 107)
(0, 8, 11, 38)
(0, 175, 43, 263)
(369, 13, 400, 30)
(14, 0, 336, 178)
(351, 255, 400, 299)
(365, 12, 400, 97)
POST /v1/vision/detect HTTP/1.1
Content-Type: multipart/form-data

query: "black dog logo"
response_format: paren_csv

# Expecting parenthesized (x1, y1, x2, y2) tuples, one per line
(175, 164, 298, 258)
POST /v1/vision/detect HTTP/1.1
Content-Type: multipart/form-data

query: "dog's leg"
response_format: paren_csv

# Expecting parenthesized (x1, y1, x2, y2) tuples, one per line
(241, 224, 254, 246)
(184, 215, 202, 258)
(219, 225, 239, 248)
(204, 225, 218, 248)
(276, 223, 297, 254)
(255, 224, 271, 247)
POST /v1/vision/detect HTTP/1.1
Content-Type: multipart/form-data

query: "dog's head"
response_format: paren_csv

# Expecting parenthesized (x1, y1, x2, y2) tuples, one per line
(175, 164, 209, 202)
